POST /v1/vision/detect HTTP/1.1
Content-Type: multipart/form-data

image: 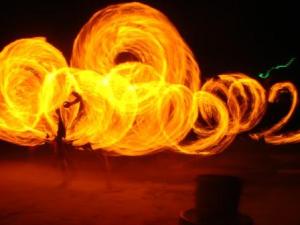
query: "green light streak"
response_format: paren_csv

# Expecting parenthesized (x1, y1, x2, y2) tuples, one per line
(258, 57, 296, 79)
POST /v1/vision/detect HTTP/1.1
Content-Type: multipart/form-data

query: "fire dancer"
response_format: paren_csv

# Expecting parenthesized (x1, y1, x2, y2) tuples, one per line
(54, 108, 70, 186)
(54, 91, 83, 186)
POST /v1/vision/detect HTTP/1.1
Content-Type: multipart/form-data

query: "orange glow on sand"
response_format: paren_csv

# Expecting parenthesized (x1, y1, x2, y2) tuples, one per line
(0, 2, 299, 156)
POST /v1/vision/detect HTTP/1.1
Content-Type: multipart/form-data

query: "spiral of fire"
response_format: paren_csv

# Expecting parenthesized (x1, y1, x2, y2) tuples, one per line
(0, 3, 299, 156)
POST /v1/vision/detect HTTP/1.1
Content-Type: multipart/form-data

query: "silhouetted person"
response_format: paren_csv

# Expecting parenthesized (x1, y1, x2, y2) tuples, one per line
(54, 108, 69, 186)
(54, 92, 82, 187)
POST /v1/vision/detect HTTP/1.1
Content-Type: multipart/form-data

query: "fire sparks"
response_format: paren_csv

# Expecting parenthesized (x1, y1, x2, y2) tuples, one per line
(0, 2, 299, 155)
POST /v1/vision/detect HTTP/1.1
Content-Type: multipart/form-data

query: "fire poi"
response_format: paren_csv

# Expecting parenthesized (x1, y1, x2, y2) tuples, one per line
(0, 2, 299, 156)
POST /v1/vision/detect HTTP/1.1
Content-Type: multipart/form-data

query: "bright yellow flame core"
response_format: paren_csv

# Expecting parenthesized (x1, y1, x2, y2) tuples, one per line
(0, 3, 299, 155)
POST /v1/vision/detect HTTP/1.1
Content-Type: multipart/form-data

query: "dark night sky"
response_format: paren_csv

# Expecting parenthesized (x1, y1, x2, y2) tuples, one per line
(0, 0, 299, 154)
(0, 0, 298, 76)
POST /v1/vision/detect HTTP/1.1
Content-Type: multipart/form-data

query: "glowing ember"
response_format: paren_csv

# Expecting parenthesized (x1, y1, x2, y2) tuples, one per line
(0, 2, 299, 156)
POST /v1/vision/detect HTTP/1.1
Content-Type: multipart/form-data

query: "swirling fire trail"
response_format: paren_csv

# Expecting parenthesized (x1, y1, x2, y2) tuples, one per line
(0, 2, 299, 156)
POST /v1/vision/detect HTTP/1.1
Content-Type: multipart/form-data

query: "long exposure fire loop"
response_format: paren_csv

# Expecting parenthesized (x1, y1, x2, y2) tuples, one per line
(0, 2, 299, 156)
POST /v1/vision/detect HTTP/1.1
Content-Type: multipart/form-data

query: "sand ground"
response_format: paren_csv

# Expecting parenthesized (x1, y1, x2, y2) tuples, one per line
(0, 137, 300, 225)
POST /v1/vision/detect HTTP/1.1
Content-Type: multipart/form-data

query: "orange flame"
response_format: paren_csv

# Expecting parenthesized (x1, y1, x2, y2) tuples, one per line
(0, 3, 299, 155)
